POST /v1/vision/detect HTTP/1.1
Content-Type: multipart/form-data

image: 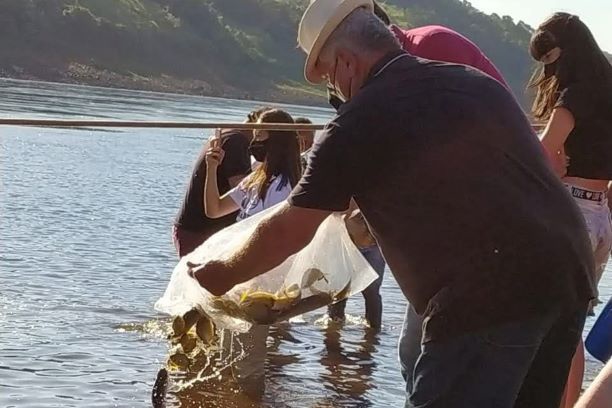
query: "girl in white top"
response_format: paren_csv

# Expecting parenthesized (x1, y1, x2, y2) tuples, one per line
(203, 108, 301, 398)
(204, 108, 301, 222)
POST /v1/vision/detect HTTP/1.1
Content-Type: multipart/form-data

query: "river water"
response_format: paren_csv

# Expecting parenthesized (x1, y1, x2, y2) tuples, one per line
(0, 78, 609, 408)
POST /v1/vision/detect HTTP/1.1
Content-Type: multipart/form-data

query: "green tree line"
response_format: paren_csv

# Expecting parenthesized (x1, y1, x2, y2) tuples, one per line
(0, 0, 609, 104)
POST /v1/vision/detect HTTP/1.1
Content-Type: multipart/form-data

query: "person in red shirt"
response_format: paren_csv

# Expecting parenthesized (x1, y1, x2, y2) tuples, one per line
(376, 1, 508, 87)
(328, 1, 510, 110)
(390, 25, 508, 87)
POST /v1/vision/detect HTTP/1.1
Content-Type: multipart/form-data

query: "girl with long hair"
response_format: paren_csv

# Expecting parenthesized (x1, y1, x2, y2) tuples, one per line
(203, 108, 301, 397)
(204, 108, 301, 221)
(529, 13, 612, 408)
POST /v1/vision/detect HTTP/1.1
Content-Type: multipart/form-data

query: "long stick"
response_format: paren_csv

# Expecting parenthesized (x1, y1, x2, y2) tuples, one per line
(0, 118, 326, 130)
(0, 118, 546, 131)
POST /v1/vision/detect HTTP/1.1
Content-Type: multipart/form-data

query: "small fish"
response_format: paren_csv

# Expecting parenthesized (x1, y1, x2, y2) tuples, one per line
(240, 291, 277, 304)
(240, 290, 278, 322)
(195, 315, 216, 345)
(301, 268, 328, 289)
(273, 284, 302, 311)
(168, 352, 190, 370)
(241, 300, 276, 324)
(284, 283, 301, 299)
(179, 334, 197, 354)
(211, 297, 246, 320)
(182, 308, 201, 332)
(334, 280, 352, 301)
(171, 315, 186, 338)
(151, 368, 168, 408)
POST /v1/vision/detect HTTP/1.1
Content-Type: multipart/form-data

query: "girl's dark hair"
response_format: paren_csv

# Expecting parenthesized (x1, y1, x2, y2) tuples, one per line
(294, 117, 312, 124)
(528, 13, 612, 120)
(243, 109, 302, 201)
(247, 106, 272, 123)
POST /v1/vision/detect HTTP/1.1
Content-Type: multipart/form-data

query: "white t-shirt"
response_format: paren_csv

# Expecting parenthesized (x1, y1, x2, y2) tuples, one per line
(228, 175, 292, 221)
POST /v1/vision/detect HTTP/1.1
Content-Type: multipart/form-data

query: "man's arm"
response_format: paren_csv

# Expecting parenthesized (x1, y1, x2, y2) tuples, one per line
(191, 202, 331, 296)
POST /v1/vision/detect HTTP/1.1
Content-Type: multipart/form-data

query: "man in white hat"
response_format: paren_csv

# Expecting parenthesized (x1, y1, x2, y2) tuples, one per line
(190, 1, 595, 407)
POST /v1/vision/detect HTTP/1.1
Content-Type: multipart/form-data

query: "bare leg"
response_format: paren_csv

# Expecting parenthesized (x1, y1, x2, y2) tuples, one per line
(231, 325, 269, 399)
(328, 298, 347, 321)
(559, 339, 585, 408)
(574, 359, 612, 408)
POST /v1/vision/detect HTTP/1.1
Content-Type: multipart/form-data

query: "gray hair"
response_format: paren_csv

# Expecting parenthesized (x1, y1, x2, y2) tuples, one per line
(319, 7, 400, 62)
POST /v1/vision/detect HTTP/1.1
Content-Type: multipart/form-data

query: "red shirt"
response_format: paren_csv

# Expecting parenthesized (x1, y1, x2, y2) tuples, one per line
(391, 26, 549, 177)
(391, 25, 509, 89)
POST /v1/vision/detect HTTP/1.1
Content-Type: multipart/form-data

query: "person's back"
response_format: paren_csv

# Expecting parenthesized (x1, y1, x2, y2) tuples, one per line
(390, 25, 509, 89)
(328, 54, 594, 336)
(173, 129, 251, 256)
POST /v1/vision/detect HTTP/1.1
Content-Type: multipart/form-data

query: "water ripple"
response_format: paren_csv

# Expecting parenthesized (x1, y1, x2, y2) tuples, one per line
(1, 78, 608, 408)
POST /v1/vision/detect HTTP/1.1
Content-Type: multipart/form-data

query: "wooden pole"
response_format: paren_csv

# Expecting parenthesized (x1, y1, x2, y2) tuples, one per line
(0, 118, 325, 131)
(0, 118, 546, 131)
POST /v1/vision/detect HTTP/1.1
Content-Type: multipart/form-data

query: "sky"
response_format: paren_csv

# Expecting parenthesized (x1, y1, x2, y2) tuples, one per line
(468, 0, 611, 52)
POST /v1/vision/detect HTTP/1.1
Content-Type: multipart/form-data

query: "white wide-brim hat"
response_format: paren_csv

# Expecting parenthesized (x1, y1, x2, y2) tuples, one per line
(298, 0, 374, 84)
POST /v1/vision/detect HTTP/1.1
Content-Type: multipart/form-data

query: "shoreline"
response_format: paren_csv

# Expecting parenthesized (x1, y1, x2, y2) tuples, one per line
(0, 64, 329, 109)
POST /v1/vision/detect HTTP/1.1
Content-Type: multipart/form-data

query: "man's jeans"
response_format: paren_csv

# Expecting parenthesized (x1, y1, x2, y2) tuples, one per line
(400, 303, 588, 408)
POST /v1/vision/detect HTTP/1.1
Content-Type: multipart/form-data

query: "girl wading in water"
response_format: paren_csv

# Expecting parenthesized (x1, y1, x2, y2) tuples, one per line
(204, 108, 302, 398)
(152, 109, 301, 406)
(529, 12, 612, 408)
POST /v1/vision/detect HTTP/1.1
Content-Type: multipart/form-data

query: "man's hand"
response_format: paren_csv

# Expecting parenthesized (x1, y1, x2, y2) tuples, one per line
(188, 260, 237, 296)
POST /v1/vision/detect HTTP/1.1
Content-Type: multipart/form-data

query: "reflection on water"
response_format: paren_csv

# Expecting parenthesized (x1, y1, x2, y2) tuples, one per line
(318, 324, 379, 408)
(1, 78, 610, 407)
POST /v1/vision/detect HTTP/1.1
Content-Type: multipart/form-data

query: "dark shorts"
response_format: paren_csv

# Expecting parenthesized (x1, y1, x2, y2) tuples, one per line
(171, 226, 214, 258)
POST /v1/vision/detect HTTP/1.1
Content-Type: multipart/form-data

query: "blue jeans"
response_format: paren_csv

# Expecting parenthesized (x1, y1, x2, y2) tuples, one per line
(328, 245, 386, 329)
(399, 304, 422, 392)
(401, 303, 588, 408)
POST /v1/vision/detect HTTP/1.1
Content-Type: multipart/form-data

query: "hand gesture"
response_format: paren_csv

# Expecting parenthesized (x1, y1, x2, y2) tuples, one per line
(205, 130, 224, 168)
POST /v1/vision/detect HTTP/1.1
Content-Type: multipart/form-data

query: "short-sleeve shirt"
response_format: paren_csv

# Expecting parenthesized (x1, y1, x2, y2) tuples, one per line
(289, 51, 595, 341)
(229, 176, 292, 221)
(391, 25, 509, 89)
(175, 130, 251, 233)
(555, 82, 612, 180)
